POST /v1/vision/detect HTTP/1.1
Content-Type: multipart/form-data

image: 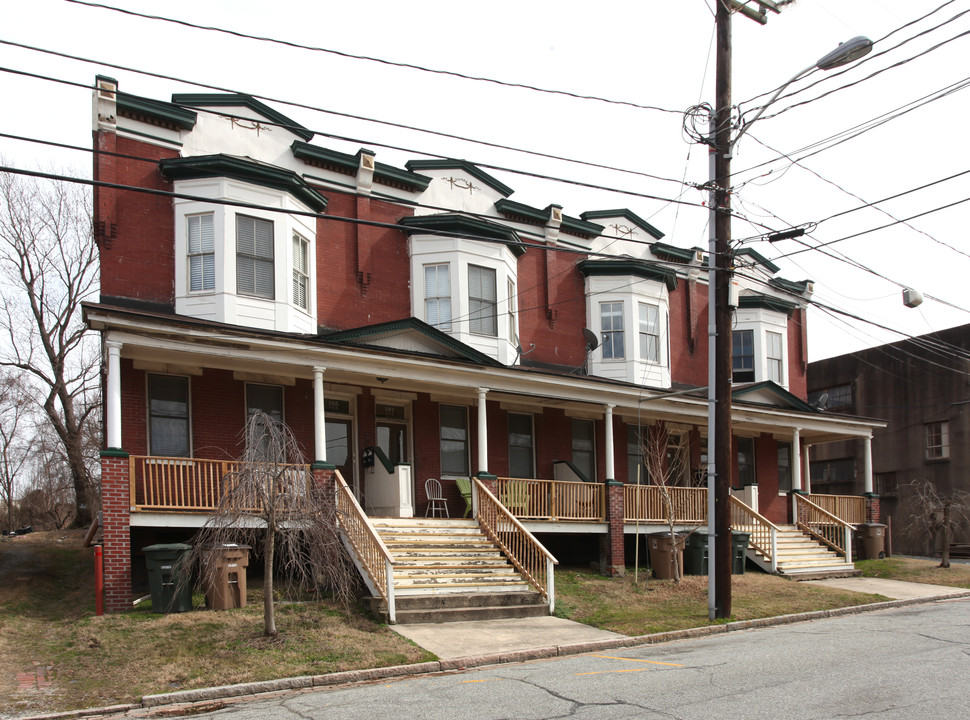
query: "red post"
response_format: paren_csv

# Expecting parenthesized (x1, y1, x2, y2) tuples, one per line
(95, 545, 104, 616)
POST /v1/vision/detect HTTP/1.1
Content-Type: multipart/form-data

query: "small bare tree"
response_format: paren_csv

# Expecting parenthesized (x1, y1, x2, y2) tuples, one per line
(642, 423, 695, 582)
(0, 372, 34, 532)
(904, 478, 970, 568)
(0, 169, 100, 526)
(185, 412, 358, 637)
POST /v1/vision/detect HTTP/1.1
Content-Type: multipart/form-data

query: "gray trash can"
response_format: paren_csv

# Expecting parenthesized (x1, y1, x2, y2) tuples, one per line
(143, 543, 193, 613)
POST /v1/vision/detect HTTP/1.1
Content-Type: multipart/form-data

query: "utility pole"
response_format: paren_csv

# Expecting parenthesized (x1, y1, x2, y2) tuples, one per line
(713, 0, 734, 619)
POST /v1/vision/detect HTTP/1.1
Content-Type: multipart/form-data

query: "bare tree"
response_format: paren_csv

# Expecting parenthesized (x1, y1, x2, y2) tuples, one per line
(184, 412, 358, 637)
(904, 478, 970, 568)
(642, 423, 696, 582)
(17, 421, 79, 530)
(0, 169, 100, 526)
(0, 371, 35, 532)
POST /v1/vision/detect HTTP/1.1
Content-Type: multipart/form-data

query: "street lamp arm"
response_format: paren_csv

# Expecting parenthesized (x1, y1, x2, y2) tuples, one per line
(730, 64, 814, 155)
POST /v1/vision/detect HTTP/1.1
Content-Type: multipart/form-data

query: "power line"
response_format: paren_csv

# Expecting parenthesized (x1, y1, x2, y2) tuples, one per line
(60, 0, 685, 116)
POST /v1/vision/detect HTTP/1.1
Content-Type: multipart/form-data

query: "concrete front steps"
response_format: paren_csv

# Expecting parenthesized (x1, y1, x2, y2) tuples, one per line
(748, 525, 859, 580)
(367, 518, 549, 624)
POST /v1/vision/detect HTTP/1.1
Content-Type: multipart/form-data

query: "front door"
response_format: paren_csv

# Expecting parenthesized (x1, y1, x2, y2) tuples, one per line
(326, 418, 354, 489)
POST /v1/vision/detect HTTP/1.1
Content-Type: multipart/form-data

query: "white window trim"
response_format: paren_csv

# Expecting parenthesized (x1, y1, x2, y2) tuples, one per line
(732, 307, 790, 389)
(600, 301, 625, 361)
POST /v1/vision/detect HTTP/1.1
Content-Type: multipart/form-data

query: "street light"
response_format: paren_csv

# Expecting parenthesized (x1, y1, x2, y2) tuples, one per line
(705, 33, 873, 620)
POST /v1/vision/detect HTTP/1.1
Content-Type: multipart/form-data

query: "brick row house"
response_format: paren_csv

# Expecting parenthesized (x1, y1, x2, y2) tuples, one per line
(88, 77, 882, 615)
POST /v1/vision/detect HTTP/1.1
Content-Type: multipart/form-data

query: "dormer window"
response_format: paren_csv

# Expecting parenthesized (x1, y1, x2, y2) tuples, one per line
(236, 215, 274, 299)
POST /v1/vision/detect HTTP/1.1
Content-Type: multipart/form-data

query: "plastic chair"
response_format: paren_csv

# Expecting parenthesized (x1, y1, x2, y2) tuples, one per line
(424, 477, 449, 517)
(501, 480, 528, 515)
(455, 477, 472, 517)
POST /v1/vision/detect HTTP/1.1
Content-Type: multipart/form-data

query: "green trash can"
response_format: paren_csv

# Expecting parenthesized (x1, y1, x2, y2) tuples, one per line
(143, 543, 194, 613)
(683, 532, 709, 575)
(731, 531, 750, 575)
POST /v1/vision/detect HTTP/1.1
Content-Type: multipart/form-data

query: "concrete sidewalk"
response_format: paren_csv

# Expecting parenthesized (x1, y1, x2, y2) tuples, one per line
(804, 576, 969, 600)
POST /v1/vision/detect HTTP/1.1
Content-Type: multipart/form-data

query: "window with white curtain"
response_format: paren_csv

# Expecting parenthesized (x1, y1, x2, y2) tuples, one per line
(236, 214, 274, 299)
(639, 302, 661, 363)
(424, 264, 451, 330)
(187, 214, 214, 292)
(767, 331, 784, 383)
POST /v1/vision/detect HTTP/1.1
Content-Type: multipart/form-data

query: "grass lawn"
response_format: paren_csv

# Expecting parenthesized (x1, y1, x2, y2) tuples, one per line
(2, 531, 950, 717)
(856, 556, 970, 588)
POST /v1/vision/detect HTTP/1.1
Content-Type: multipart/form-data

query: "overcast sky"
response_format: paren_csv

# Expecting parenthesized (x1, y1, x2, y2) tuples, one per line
(1, 0, 967, 362)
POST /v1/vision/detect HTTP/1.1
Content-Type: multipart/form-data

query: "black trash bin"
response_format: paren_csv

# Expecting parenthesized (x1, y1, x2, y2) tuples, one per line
(731, 531, 750, 575)
(142, 543, 193, 613)
(683, 532, 709, 575)
(855, 523, 886, 560)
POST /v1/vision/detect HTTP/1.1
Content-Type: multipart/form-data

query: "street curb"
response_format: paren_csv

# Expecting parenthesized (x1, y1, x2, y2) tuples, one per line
(15, 591, 970, 719)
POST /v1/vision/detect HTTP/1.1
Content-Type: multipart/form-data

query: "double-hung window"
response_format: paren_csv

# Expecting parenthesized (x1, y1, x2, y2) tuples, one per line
(926, 421, 950, 460)
(732, 329, 755, 382)
(425, 264, 451, 330)
(292, 233, 309, 310)
(777, 442, 792, 494)
(767, 331, 784, 383)
(440, 405, 469, 475)
(508, 413, 534, 478)
(236, 215, 274, 299)
(601, 302, 624, 359)
(507, 278, 518, 345)
(737, 437, 756, 486)
(639, 302, 660, 363)
(468, 265, 497, 335)
(148, 374, 190, 457)
(571, 419, 595, 481)
(187, 214, 214, 292)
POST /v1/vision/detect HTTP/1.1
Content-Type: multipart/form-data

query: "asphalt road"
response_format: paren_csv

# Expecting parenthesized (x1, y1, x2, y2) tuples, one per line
(181, 598, 970, 719)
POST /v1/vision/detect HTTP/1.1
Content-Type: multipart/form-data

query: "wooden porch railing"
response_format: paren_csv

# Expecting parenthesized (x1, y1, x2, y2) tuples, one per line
(332, 469, 397, 622)
(494, 477, 604, 521)
(475, 478, 558, 612)
(729, 495, 780, 572)
(129, 456, 313, 511)
(806, 493, 865, 525)
(624, 485, 707, 523)
(793, 493, 853, 562)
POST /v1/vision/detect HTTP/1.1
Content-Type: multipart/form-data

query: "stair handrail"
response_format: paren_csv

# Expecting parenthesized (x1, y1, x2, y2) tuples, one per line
(793, 493, 854, 563)
(729, 495, 780, 573)
(474, 477, 559, 613)
(333, 469, 397, 623)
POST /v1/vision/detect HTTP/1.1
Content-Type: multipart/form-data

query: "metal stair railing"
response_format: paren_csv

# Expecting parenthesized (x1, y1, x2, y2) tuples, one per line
(474, 477, 559, 613)
(793, 493, 854, 564)
(729, 495, 780, 573)
(333, 469, 397, 622)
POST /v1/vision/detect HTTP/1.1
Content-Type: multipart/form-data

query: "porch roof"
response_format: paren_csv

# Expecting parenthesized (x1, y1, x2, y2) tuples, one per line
(83, 302, 885, 444)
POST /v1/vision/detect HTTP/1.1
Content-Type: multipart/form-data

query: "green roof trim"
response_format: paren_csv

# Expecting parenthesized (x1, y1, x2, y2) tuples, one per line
(738, 294, 798, 316)
(494, 199, 604, 238)
(580, 209, 665, 240)
(650, 242, 698, 264)
(736, 248, 780, 274)
(405, 159, 514, 197)
(578, 258, 678, 291)
(292, 141, 431, 192)
(117, 92, 197, 130)
(159, 154, 328, 212)
(322, 317, 503, 367)
(732, 381, 816, 413)
(171, 93, 314, 141)
(770, 277, 813, 296)
(398, 214, 527, 257)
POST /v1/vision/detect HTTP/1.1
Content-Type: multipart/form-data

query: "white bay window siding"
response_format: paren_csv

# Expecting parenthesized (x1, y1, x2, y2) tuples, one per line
(409, 235, 519, 365)
(731, 305, 791, 388)
(172, 177, 316, 333)
(585, 275, 671, 388)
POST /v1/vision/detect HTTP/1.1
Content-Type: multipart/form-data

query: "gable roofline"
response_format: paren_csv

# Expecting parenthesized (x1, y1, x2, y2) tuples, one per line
(580, 209, 665, 240)
(171, 93, 314, 142)
(732, 380, 816, 413)
(159, 154, 329, 212)
(398, 213, 527, 257)
(117, 92, 198, 131)
(494, 199, 603, 239)
(321, 317, 503, 367)
(736, 247, 781, 274)
(291, 141, 432, 192)
(737, 293, 798, 317)
(577, 258, 678, 291)
(404, 159, 514, 197)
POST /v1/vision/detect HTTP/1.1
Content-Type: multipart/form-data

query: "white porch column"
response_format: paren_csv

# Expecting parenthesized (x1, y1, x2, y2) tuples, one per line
(791, 428, 801, 492)
(477, 388, 488, 475)
(802, 443, 812, 494)
(313, 366, 327, 464)
(604, 404, 616, 481)
(106, 340, 122, 450)
(863, 434, 873, 493)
